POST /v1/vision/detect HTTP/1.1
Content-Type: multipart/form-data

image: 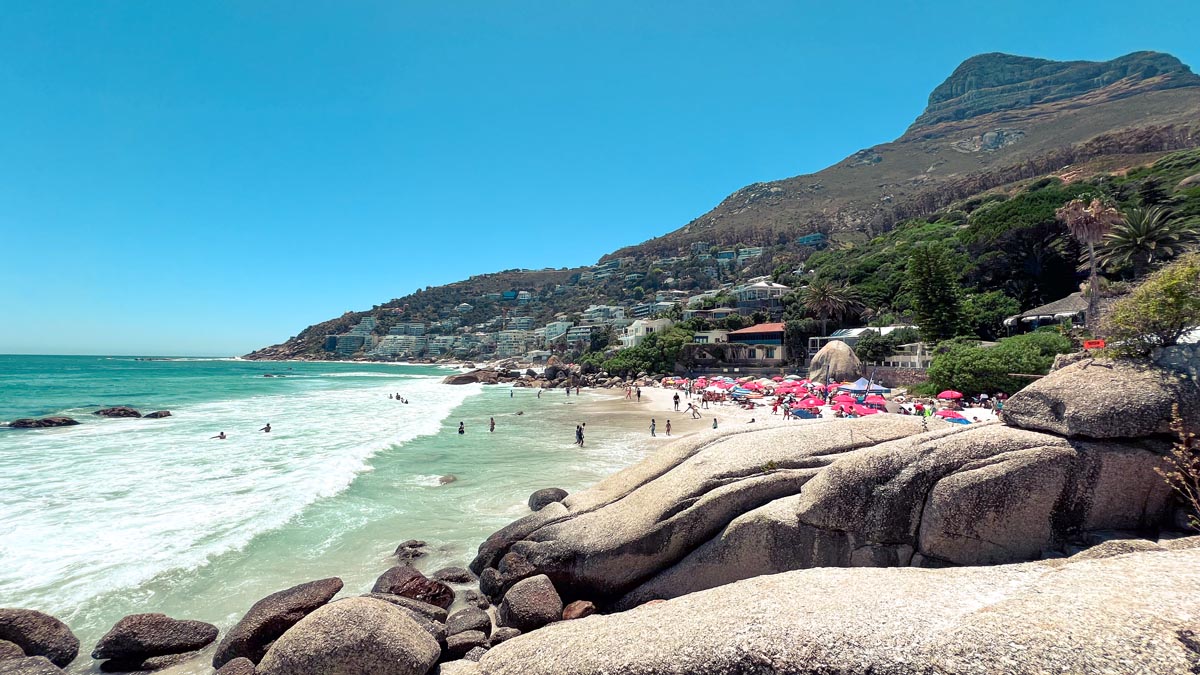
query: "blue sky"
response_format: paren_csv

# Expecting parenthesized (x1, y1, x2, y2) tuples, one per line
(2, 1, 1197, 356)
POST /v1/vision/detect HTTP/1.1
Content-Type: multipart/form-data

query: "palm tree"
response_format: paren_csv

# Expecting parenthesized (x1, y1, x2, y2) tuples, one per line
(1055, 197, 1123, 326)
(798, 278, 861, 335)
(1097, 206, 1198, 278)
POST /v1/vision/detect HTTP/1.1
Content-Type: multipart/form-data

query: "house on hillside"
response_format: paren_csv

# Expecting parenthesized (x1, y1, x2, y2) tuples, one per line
(734, 281, 790, 317)
(619, 318, 674, 349)
(725, 322, 788, 363)
(807, 325, 917, 360)
(1002, 292, 1111, 333)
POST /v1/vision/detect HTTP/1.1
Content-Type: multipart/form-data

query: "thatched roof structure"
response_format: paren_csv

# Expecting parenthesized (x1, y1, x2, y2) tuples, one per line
(808, 339, 862, 383)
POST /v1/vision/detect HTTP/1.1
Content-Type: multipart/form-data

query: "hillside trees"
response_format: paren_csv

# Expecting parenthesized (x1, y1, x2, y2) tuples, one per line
(1102, 253, 1200, 356)
(905, 244, 969, 344)
(927, 331, 1072, 396)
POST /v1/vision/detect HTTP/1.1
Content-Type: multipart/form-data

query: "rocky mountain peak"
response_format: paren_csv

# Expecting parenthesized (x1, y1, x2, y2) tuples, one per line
(911, 51, 1200, 130)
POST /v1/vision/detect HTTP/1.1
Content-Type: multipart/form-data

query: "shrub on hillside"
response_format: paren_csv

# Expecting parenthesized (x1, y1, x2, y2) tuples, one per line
(1102, 253, 1200, 357)
(927, 331, 1073, 396)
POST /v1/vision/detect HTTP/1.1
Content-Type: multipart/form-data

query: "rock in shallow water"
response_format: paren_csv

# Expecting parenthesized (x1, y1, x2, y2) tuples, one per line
(446, 608, 491, 638)
(257, 597, 440, 675)
(91, 614, 217, 661)
(215, 657, 256, 675)
(527, 488, 568, 512)
(5, 418, 78, 429)
(0, 609, 79, 668)
(93, 407, 142, 418)
(211, 577, 343, 668)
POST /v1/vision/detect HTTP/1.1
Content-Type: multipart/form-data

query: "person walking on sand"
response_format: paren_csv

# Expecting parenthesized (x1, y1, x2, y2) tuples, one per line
(211, 431, 226, 440)
(673, 393, 680, 411)
(665, 419, 672, 436)
(650, 418, 656, 437)
(260, 423, 271, 433)
(636, 387, 641, 402)
(458, 422, 465, 435)
(489, 417, 496, 433)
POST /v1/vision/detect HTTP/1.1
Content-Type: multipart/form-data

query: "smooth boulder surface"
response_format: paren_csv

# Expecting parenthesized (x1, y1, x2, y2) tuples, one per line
(97, 650, 201, 672)
(142, 411, 172, 419)
(446, 608, 491, 638)
(474, 546, 1200, 674)
(215, 657, 256, 675)
(1002, 357, 1200, 438)
(444, 631, 487, 660)
(0, 609, 79, 668)
(561, 601, 595, 621)
(527, 488, 568, 512)
(363, 593, 449, 624)
(443, 370, 499, 385)
(0, 640, 24, 660)
(91, 614, 218, 661)
(431, 567, 475, 584)
(807, 339, 862, 382)
(212, 576, 343, 667)
(0, 657, 64, 675)
(497, 575, 562, 632)
(257, 597, 440, 675)
(620, 423, 1171, 606)
(93, 407, 142, 418)
(6, 418, 78, 429)
(484, 416, 939, 600)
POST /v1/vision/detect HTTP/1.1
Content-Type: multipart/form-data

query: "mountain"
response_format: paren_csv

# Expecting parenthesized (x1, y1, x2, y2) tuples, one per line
(605, 51, 1200, 259)
(247, 51, 1200, 361)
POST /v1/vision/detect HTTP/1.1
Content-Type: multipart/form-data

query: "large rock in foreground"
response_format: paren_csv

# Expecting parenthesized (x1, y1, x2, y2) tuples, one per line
(1003, 357, 1200, 438)
(257, 597, 440, 675)
(91, 614, 217, 661)
(0, 657, 65, 674)
(212, 577, 343, 667)
(0, 610, 79, 668)
(473, 544, 1200, 674)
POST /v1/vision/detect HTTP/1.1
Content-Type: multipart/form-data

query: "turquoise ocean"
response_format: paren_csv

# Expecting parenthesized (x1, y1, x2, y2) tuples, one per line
(0, 355, 646, 672)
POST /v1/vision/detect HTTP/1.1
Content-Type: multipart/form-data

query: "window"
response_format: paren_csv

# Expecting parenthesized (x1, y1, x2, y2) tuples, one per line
(765, 348, 776, 359)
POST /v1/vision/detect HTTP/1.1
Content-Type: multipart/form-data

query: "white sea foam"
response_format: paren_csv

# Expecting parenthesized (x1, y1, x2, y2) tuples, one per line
(0, 376, 479, 615)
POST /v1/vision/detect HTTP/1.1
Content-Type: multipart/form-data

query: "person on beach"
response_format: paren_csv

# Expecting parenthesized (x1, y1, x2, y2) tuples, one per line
(211, 431, 226, 440)
(260, 423, 271, 433)
(510, 390, 514, 398)
(626, 386, 632, 400)
(712, 418, 718, 429)
(537, 389, 542, 399)
(650, 418, 656, 437)
(687, 402, 701, 419)
(576, 386, 580, 396)
(458, 422, 465, 435)
(748, 418, 756, 423)
(636, 387, 641, 402)
(489, 417, 496, 432)
(665, 419, 672, 436)
(673, 393, 680, 411)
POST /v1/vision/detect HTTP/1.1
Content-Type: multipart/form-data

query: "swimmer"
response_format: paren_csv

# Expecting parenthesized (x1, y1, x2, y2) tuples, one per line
(210, 432, 226, 440)
(260, 423, 271, 433)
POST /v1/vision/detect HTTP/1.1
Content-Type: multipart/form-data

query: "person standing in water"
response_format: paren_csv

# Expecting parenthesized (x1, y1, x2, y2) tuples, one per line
(510, 390, 514, 398)
(210, 432, 226, 440)
(489, 417, 496, 432)
(537, 389, 542, 399)
(260, 423, 271, 433)
(458, 422, 465, 435)
(650, 418, 656, 437)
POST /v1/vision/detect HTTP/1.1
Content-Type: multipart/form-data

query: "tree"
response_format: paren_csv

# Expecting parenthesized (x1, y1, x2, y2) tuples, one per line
(750, 310, 770, 325)
(1138, 176, 1170, 207)
(1056, 197, 1123, 325)
(963, 291, 1021, 341)
(1102, 253, 1200, 357)
(722, 313, 750, 331)
(1097, 207, 1198, 278)
(904, 244, 968, 344)
(797, 278, 861, 335)
(854, 330, 898, 363)
(783, 319, 820, 365)
(927, 331, 1072, 396)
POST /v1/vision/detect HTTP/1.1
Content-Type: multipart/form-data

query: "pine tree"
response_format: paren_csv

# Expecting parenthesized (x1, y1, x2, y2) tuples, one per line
(905, 244, 968, 344)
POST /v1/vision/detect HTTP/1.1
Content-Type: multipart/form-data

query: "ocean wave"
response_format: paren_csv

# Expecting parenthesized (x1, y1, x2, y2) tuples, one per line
(0, 376, 480, 614)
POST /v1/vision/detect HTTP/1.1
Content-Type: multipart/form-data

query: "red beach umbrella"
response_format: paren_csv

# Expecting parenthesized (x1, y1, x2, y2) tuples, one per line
(938, 390, 964, 400)
(864, 395, 887, 405)
(832, 394, 856, 404)
(854, 405, 880, 415)
(934, 409, 965, 419)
